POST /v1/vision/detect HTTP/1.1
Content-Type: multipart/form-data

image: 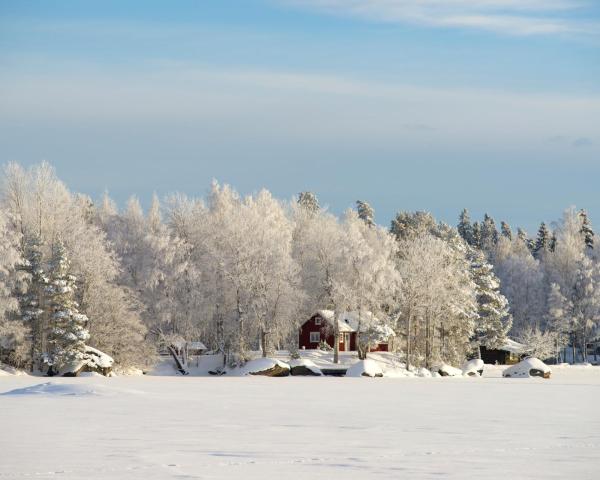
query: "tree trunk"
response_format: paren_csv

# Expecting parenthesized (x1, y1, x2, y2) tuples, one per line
(260, 329, 268, 358)
(406, 313, 412, 371)
(425, 310, 431, 369)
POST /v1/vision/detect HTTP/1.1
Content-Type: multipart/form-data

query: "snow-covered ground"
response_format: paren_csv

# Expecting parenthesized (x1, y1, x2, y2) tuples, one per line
(1, 363, 599, 479)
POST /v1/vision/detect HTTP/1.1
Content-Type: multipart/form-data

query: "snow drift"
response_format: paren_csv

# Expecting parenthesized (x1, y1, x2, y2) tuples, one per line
(2, 382, 102, 396)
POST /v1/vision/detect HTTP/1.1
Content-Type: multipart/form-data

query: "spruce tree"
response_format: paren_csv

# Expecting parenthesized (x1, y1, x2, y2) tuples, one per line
(470, 250, 512, 354)
(517, 227, 529, 246)
(500, 221, 512, 240)
(481, 214, 498, 250)
(18, 235, 48, 370)
(298, 191, 320, 214)
(457, 209, 474, 245)
(471, 222, 482, 249)
(356, 200, 375, 227)
(533, 222, 551, 258)
(46, 240, 89, 373)
(578, 209, 594, 250)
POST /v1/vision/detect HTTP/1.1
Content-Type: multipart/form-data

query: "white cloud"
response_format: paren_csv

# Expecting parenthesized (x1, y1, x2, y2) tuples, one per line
(1, 65, 598, 151)
(279, 0, 598, 36)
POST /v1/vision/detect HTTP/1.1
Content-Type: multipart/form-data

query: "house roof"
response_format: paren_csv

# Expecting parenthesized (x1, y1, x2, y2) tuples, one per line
(313, 310, 395, 338)
(501, 338, 525, 354)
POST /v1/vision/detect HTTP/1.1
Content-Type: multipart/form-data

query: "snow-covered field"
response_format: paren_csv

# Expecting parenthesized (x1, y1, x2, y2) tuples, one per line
(1, 365, 599, 479)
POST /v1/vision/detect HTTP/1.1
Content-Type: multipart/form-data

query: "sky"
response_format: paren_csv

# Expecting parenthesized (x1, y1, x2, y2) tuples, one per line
(1, 0, 599, 233)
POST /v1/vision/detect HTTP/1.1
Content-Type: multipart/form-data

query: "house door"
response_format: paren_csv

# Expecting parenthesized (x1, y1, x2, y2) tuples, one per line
(341, 333, 349, 352)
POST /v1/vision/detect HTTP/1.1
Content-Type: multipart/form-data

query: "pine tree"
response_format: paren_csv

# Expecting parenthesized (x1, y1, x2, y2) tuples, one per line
(578, 209, 594, 250)
(516, 227, 534, 252)
(471, 222, 482, 249)
(46, 240, 89, 373)
(298, 192, 320, 214)
(533, 222, 551, 258)
(457, 209, 474, 245)
(356, 200, 375, 227)
(18, 235, 48, 370)
(470, 250, 512, 354)
(500, 221, 512, 240)
(480, 214, 498, 250)
(549, 233, 557, 252)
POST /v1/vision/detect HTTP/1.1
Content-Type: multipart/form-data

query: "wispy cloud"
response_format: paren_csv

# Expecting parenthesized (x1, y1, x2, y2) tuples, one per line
(280, 0, 598, 36)
(1, 65, 598, 150)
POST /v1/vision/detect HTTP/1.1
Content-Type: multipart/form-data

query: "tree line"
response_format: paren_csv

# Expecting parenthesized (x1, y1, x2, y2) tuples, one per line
(2, 161, 591, 374)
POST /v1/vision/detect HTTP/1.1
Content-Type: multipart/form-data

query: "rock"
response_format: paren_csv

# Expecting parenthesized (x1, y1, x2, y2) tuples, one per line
(241, 358, 291, 377)
(249, 363, 290, 377)
(436, 363, 463, 377)
(60, 346, 114, 377)
(289, 359, 322, 376)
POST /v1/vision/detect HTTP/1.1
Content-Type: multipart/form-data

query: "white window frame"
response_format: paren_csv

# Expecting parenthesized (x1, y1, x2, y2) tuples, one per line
(314, 317, 322, 325)
(310, 332, 320, 343)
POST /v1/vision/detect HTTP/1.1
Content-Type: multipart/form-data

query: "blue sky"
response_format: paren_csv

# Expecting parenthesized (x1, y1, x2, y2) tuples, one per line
(1, 0, 599, 232)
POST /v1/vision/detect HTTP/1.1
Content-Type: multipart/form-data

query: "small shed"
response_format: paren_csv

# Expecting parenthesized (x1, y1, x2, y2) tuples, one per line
(480, 339, 525, 365)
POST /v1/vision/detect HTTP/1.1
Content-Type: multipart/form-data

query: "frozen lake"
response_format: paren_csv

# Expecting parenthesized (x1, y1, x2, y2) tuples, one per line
(1, 365, 599, 479)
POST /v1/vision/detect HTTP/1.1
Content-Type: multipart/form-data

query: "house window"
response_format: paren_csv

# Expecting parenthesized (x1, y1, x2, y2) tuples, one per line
(310, 332, 320, 343)
(314, 317, 322, 325)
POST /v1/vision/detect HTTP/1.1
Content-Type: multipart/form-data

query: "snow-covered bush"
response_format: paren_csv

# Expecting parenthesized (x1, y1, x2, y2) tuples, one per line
(435, 363, 464, 377)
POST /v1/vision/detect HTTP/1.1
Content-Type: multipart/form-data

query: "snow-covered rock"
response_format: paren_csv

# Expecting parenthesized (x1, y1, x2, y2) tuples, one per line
(435, 363, 463, 377)
(61, 346, 114, 377)
(503, 357, 552, 379)
(462, 359, 484, 377)
(239, 358, 290, 377)
(288, 359, 322, 376)
(346, 359, 383, 377)
(416, 367, 432, 378)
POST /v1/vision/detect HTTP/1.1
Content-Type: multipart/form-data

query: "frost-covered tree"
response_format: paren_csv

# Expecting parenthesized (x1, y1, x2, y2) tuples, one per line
(500, 221, 512, 241)
(544, 208, 600, 362)
(0, 210, 29, 368)
(480, 214, 498, 252)
(396, 232, 477, 369)
(298, 191, 320, 214)
(334, 211, 400, 360)
(1, 163, 153, 370)
(472, 222, 482, 249)
(292, 204, 347, 362)
(356, 200, 375, 228)
(16, 235, 48, 368)
(469, 250, 512, 355)
(46, 240, 89, 373)
(457, 209, 473, 245)
(391, 210, 437, 241)
(579, 209, 594, 250)
(533, 222, 551, 259)
(493, 236, 545, 335)
(518, 326, 559, 361)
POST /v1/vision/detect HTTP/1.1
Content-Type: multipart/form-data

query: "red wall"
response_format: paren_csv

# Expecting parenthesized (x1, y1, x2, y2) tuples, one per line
(298, 314, 357, 352)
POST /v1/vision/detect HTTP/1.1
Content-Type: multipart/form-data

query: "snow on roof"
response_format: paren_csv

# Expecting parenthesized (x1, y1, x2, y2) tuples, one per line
(501, 339, 526, 354)
(313, 310, 395, 337)
(187, 341, 207, 351)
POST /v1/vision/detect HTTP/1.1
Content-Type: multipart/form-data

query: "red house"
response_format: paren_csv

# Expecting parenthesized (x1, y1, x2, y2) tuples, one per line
(298, 310, 394, 352)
